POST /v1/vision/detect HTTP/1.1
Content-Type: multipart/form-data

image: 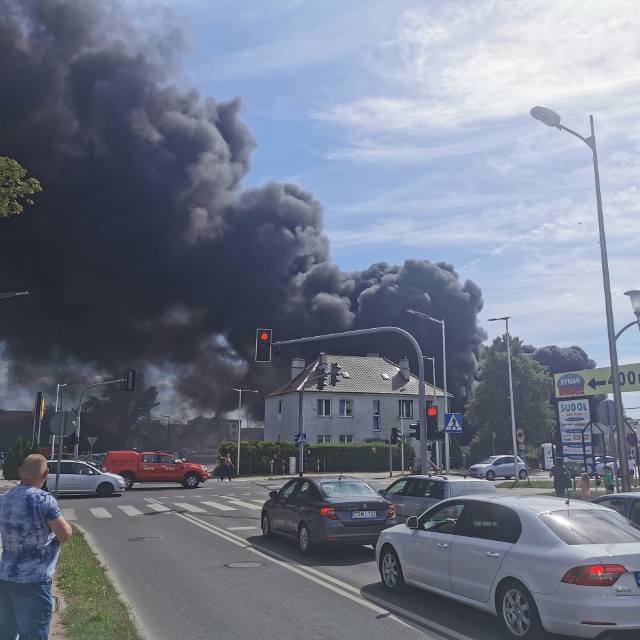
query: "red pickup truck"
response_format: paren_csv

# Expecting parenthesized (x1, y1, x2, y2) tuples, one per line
(102, 450, 209, 489)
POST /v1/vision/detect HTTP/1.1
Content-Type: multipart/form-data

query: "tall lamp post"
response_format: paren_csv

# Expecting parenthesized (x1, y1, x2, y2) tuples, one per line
(224, 386, 259, 477)
(531, 105, 631, 491)
(407, 309, 450, 472)
(160, 415, 171, 451)
(488, 317, 519, 484)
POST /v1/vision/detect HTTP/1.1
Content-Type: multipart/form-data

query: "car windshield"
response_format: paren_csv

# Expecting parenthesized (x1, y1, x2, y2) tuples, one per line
(450, 482, 498, 497)
(539, 508, 640, 545)
(321, 480, 378, 497)
(478, 456, 498, 464)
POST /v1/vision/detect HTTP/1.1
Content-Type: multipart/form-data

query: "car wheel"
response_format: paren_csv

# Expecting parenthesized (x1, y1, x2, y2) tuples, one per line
(497, 580, 547, 639)
(485, 470, 496, 481)
(298, 523, 315, 555)
(261, 512, 273, 539)
(183, 472, 200, 489)
(96, 482, 114, 498)
(121, 472, 135, 490)
(380, 546, 406, 592)
(518, 469, 528, 480)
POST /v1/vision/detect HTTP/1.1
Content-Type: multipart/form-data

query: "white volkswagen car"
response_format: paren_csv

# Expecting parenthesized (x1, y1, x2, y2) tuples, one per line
(47, 460, 125, 496)
(469, 455, 527, 480)
(376, 495, 640, 639)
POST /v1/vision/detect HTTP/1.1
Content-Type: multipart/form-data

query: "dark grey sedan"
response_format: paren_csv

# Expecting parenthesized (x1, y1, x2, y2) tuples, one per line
(261, 476, 396, 554)
(592, 492, 640, 526)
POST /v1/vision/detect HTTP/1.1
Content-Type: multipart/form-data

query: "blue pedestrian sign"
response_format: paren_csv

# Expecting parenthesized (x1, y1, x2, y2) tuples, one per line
(295, 433, 307, 443)
(444, 413, 463, 433)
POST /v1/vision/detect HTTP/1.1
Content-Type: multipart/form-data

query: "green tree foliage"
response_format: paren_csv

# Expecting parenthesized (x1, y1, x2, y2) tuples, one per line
(0, 156, 42, 218)
(82, 371, 159, 447)
(466, 334, 556, 464)
(3, 436, 41, 480)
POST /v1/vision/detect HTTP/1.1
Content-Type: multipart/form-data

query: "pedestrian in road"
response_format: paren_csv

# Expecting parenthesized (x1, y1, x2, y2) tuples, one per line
(603, 465, 615, 494)
(549, 457, 572, 497)
(580, 472, 591, 501)
(222, 454, 234, 481)
(0, 453, 72, 640)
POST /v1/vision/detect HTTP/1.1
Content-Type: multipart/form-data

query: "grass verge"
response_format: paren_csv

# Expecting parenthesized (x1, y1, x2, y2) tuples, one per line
(56, 526, 142, 640)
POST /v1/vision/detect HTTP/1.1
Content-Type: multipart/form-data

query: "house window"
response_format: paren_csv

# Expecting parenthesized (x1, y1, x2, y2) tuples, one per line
(339, 435, 354, 443)
(317, 399, 331, 417)
(399, 399, 413, 419)
(339, 399, 353, 417)
(317, 435, 332, 443)
(373, 400, 381, 431)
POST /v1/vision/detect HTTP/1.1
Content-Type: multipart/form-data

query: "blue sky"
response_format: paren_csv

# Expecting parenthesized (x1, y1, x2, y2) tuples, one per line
(151, 0, 640, 415)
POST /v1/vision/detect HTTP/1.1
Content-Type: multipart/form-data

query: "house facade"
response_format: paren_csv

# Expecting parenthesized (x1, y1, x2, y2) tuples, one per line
(264, 352, 447, 456)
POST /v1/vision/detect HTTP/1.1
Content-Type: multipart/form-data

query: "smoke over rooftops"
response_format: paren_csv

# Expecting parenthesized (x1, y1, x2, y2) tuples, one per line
(0, 0, 486, 415)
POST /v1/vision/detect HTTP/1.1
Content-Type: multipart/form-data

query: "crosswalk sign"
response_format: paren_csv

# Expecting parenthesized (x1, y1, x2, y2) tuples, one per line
(444, 413, 463, 433)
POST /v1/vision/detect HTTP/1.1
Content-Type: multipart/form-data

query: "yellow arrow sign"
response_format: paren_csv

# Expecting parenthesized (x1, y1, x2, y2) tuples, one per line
(554, 363, 640, 398)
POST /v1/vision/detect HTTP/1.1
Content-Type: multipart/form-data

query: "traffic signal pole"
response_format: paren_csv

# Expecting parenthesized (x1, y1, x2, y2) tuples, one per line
(273, 326, 429, 473)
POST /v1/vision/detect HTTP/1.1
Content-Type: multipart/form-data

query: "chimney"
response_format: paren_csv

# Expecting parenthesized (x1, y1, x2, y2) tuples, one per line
(399, 356, 410, 381)
(291, 358, 305, 380)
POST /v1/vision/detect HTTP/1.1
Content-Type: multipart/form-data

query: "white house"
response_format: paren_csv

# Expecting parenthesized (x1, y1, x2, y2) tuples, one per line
(264, 352, 447, 456)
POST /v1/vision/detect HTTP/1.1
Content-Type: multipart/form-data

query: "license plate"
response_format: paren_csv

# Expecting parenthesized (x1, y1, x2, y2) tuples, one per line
(635, 572, 640, 587)
(352, 510, 377, 518)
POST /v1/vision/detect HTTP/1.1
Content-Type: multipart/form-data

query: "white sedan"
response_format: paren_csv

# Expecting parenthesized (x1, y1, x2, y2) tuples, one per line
(376, 495, 640, 639)
(594, 456, 637, 477)
(47, 460, 125, 496)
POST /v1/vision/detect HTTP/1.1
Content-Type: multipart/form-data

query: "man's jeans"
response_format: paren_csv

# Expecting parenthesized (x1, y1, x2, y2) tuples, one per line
(0, 578, 53, 640)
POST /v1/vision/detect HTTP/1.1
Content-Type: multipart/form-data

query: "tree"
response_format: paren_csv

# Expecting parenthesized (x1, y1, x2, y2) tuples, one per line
(0, 156, 42, 218)
(466, 334, 556, 463)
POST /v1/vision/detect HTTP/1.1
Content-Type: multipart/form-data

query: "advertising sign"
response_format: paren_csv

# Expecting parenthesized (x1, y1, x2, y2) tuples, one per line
(557, 399, 595, 472)
(554, 363, 640, 398)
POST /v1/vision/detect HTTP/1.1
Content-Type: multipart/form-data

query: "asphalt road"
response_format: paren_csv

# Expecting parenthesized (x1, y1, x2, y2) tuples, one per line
(46, 475, 574, 640)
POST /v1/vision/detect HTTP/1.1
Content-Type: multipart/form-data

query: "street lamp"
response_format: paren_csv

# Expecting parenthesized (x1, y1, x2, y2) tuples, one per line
(160, 415, 171, 451)
(487, 317, 519, 483)
(0, 291, 28, 299)
(531, 105, 631, 491)
(615, 290, 640, 340)
(406, 309, 450, 472)
(224, 386, 259, 476)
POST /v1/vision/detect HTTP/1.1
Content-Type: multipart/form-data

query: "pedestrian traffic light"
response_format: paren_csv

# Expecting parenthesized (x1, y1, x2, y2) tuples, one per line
(410, 421, 420, 440)
(255, 328, 272, 362)
(391, 427, 399, 445)
(330, 362, 341, 385)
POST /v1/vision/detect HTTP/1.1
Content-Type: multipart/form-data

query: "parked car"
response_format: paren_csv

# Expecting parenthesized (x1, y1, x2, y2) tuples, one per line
(594, 456, 637, 477)
(469, 455, 527, 480)
(379, 474, 498, 522)
(376, 494, 640, 639)
(101, 450, 208, 489)
(261, 476, 396, 554)
(592, 492, 640, 526)
(46, 460, 125, 496)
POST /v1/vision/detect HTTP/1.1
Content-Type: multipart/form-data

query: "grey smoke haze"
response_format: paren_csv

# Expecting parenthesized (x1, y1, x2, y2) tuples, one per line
(0, 0, 487, 415)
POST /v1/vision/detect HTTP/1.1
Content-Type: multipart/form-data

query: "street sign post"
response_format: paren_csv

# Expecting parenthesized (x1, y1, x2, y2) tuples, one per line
(444, 413, 463, 433)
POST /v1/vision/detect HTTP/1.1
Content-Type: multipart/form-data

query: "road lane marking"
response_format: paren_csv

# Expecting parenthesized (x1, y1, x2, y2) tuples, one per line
(225, 498, 261, 510)
(200, 501, 237, 511)
(118, 505, 143, 516)
(147, 503, 171, 512)
(62, 508, 76, 521)
(90, 507, 112, 519)
(174, 502, 207, 513)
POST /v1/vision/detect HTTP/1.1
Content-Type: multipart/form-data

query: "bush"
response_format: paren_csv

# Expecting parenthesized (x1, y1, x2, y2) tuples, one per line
(2, 436, 41, 480)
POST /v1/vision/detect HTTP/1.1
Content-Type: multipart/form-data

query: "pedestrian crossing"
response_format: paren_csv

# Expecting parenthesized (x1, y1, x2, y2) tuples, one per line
(62, 495, 266, 522)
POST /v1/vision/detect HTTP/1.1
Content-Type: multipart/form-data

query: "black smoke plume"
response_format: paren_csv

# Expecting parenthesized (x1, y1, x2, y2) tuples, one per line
(0, 0, 485, 416)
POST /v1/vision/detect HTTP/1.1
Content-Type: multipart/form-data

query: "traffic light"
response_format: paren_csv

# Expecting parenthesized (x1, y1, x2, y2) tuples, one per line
(427, 405, 438, 430)
(317, 368, 327, 390)
(410, 421, 420, 440)
(330, 362, 341, 385)
(391, 427, 399, 445)
(124, 369, 136, 392)
(67, 433, 78, 446)
(255, 328, 272, 362)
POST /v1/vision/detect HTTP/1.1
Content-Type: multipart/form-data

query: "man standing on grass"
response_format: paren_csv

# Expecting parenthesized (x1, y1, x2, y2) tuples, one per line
(0, 454, 72, 640)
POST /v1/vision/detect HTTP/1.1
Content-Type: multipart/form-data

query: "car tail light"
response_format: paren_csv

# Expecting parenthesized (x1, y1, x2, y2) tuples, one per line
(387, 504, 396, 519)
(320, 507, 339, 520)
(561, 564, 627, 586)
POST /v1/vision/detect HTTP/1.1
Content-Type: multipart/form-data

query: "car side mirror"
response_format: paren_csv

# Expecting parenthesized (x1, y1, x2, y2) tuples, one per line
(406, 516, 418, 529)
(269, 490, 278, 499)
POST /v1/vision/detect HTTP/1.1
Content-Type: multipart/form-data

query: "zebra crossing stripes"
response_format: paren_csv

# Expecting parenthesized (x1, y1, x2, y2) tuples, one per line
(62, 508, 77, 521)
(118, 505, 143, 516)
(174, 502, 206, 513)
(90, 507, 112, 519)
(224, 498, 261, 510)
(200, 500, 237, 511)
(148, 503, 171, 513)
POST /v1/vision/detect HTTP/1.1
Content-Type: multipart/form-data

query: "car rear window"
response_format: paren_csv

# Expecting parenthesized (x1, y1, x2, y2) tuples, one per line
(321, 481, 378, 497)
(450, 482, 498, 497)
(539, 509, 640, 544)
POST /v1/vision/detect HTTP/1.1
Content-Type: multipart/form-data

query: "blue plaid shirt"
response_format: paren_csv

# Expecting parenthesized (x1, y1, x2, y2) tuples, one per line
(0, 484, 62, 582)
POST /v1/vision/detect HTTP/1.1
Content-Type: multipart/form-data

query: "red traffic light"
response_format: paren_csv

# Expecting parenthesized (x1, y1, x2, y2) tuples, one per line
(426, 406, 438, 417)
(259, 331, 270, 342)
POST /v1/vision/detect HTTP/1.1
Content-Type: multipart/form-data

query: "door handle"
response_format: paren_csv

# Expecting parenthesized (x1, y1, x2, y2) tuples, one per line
(437, 542, 449, 548)
(486, 552, 501, 558)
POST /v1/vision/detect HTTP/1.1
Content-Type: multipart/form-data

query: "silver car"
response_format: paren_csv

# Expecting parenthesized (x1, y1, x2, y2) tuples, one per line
(379, 474, 498, 522)
(47, 460, 125, 496)
(469, 455, 527, 480)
